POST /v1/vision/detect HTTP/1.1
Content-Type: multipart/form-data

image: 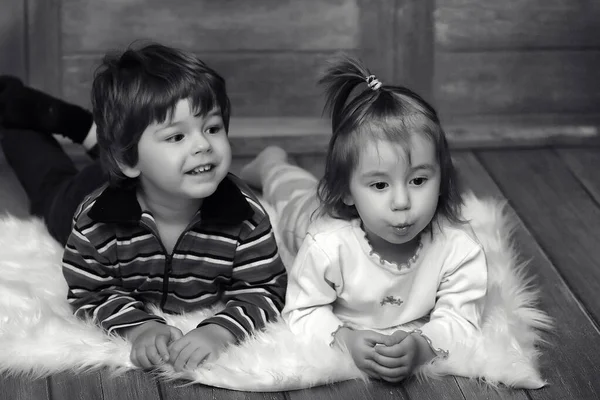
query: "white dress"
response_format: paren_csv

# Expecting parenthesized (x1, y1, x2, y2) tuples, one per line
(282, 216, 488, 354)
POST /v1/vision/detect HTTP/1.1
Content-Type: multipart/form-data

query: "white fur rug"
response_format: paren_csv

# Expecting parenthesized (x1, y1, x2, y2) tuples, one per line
(0, 194, 551, 391)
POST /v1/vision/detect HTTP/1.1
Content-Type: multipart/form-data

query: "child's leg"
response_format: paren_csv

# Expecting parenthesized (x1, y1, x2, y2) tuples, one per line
(0, 127, 106, 245)
(241, 146, 320, 255)
(0, 75, 95, 148)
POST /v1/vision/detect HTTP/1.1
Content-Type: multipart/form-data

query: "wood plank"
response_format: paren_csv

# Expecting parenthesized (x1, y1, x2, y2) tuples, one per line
(49, 371, 104, 400)
(227, 115, 600, 156)
(357, 0, 396, 82)
(61, 52, 331, 116)
(0, 0, 26, 80)
(556, 148, 600, 205)
(99, 370, 162, 400)
(61, 0, 358, 53)
(27, 0, 61, 96)
(158, 379, 286, 400)
(0, 375, 49, 400)
(287, 379, 409, 400)
(393, 0, 434, 102)
(453, 376, 528, 400)
(357, 0, 434, 101)
(434, 51, 600, 117)
(212, 388, 285, 400)
(475, 149, 600, 325)
(436, 0, 600, 51)
(462, 150, 600, 399)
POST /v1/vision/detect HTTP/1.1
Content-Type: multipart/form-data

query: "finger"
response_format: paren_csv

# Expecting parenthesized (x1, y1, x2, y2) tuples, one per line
(365, 360, 409, 382)
(204, 347, 221, 363)
(370, 352, 407, 369)
(155, 335, 170, 361)
(389, 330, 410, 345)
(169, 326, 184, 342)
(374, 342, 407, 358)
(185, 348, 210, 370)
(168, 337, 186, 358)
(375, 330, 409, 347)
(362, 331, 392, 347)
(130, 347, 141, 368)
(136, 347, 154, 370)
(146, 345, 163, 366)
(173, 344, 193, 372)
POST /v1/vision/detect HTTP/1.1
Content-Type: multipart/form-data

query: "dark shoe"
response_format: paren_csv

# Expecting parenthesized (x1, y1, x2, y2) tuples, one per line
(0, 75, 93, 143)
(0, 76, 25, 125)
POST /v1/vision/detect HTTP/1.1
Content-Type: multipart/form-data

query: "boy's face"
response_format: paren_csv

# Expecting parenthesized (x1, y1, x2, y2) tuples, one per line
(121, 98, 231, 203)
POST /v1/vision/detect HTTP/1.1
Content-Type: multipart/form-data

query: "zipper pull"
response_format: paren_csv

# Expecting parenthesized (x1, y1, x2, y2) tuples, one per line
(166, 254, 173, 273)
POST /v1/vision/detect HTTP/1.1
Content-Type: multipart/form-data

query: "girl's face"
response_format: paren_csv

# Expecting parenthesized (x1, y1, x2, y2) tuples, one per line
(344, 135, 441, 252)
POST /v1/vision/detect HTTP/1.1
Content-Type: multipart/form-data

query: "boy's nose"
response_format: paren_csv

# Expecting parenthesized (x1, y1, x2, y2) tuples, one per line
(191, 132, 212, 154)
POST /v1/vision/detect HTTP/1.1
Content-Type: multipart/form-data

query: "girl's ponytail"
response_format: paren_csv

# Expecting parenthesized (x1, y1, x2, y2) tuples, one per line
(318, 55, 375, 132)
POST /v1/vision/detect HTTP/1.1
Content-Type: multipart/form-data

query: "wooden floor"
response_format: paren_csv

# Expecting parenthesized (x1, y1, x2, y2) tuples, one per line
(1, 145, 600, 400)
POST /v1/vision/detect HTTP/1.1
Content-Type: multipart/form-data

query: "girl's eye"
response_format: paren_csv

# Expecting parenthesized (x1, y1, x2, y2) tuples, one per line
(166, 133, 185, 142)
(206, 125, 223, 135)
(371, 182, 388, 190)
(411, 177, 428, 186)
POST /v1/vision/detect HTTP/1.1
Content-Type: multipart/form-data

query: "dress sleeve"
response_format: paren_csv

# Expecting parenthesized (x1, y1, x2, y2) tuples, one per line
(282, 234, 345, 346)
(418, 244, 488, 357)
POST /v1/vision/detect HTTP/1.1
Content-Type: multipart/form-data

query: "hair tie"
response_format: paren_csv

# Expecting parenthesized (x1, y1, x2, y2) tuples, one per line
(366, 75, 382, 91)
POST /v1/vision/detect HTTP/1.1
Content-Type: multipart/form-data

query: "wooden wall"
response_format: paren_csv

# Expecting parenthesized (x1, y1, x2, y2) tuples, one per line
(0, 0, 26, 80)
(36, 0, 430, 118)
(434, 0, 600, 122)
(2, 0, 599, 146)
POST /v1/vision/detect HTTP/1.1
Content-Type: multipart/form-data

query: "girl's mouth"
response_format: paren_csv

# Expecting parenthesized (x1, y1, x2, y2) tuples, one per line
(393, 224, 412, 233)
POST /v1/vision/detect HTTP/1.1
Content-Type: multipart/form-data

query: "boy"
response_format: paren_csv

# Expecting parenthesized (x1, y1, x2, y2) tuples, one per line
(0, 44, 287, 372)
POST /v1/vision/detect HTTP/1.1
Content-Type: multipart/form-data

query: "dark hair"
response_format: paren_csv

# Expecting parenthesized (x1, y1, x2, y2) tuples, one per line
(316, 55, 463, 227)
(91, 43, 231, 186)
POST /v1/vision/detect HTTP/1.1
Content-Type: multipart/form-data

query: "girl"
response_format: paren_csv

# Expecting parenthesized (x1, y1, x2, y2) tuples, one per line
(240, 56, 488, 382)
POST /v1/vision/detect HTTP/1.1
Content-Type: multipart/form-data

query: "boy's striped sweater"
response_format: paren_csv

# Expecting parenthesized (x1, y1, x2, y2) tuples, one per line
(62, 174, 287, 341)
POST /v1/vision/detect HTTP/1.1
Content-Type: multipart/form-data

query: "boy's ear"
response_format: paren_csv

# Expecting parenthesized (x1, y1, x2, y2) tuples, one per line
(118, 162, 141, 178)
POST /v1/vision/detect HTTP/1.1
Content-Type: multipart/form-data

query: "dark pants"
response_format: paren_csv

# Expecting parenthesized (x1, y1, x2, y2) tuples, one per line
(0, 128, 107, 245)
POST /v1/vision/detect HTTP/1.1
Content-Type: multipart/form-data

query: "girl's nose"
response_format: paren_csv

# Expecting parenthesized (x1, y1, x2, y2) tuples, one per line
(391, 186, 410, 211)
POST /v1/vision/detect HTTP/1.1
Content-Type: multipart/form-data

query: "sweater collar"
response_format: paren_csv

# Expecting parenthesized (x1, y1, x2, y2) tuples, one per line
(88, 174, 253, 225)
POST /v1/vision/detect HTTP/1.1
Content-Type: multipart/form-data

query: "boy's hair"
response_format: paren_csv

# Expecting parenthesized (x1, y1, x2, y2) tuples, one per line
(91, 43, 231, 186)
(316, 55, 463, 226)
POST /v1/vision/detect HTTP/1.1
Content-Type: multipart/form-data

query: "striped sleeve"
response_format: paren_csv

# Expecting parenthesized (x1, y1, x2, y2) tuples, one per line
(62, 221, 165, 334)
(198, 214, 288, 340)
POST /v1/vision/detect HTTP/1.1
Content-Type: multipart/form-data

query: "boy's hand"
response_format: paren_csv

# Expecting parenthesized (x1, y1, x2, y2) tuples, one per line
(334, 327, 395, 380)
(373, 330, 436, 382)
(168, 324, 236, 372)
(126, 321, 183, 369)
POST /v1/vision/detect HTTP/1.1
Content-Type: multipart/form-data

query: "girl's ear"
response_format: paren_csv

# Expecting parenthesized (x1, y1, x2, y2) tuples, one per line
(342, 194, 355, 206)
(118, 162, 141, 178)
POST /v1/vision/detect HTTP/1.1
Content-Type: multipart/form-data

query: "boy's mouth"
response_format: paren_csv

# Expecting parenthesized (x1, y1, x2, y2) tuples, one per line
(186, 164, 214, 175)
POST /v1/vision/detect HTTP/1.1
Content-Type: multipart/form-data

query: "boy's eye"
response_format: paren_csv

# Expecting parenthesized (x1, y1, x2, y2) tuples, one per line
(206, 125, 223, 135)
(410, 177, 428, 186)
(371, 182, 389, 190)
(166, 133, 185, 142)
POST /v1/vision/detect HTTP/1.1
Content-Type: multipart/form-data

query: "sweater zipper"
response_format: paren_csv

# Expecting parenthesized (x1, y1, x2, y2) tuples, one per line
(158, 232, 186, 310)
(140, 220, 187, 310)
(160, 254, 173, 309)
